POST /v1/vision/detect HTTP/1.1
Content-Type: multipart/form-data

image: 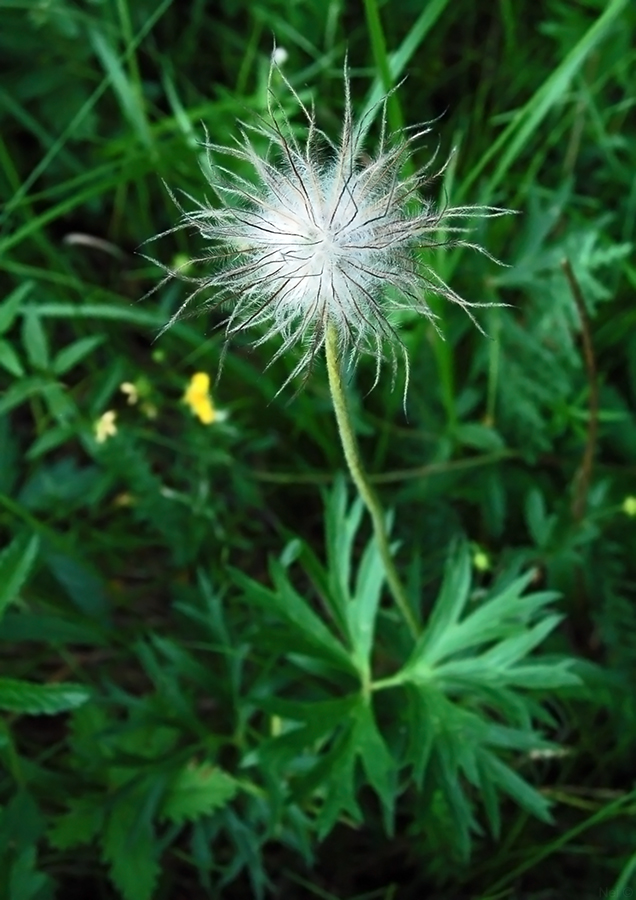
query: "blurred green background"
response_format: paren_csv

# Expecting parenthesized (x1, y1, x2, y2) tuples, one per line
(1, 0, 635, 897)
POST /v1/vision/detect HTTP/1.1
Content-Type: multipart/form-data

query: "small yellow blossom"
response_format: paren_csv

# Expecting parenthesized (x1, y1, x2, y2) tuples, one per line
(94, 410, 117, 443)
(183, 372, 217, 424)
(622, 496, 636, 517)
(120, 382, 139, 405)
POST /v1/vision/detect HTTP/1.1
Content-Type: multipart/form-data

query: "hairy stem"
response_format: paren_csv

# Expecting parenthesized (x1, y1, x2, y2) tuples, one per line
(325, 322, 419, 639)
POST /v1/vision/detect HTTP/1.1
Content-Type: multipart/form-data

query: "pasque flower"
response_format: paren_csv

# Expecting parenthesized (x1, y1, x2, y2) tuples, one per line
(150, 58, 510, 639)
(154, 60, 506, 394)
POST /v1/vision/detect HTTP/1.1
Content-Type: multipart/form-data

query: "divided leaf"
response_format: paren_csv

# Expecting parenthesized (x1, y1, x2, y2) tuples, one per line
(408, 539, 472, 666)
(256, 693, 396, 840)
(235, 564, 355, 674)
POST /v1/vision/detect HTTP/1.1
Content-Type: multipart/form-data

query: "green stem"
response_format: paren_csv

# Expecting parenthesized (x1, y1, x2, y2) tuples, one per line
(324, 323, 419, 639)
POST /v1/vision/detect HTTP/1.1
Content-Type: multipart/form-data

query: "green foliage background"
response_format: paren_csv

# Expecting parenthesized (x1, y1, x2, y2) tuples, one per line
(1, 0, 635, 897)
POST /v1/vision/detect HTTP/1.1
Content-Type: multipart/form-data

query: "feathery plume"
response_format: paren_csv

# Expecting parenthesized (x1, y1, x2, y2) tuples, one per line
(151, 58, 507, 395)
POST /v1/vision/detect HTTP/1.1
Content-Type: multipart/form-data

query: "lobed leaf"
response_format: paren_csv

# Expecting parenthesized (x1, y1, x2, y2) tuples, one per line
(236, 564, 355, 674)
(161, 763, 239, 825)
(407, 538, 471, 666)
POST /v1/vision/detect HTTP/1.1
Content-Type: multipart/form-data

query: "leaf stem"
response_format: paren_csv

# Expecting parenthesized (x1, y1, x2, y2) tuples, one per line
(324, 322, 419, 639)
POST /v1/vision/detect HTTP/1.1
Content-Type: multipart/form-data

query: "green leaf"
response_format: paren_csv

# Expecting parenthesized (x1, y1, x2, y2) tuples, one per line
(0, 337, 25, 377)
(236, 564, 355, 673)
(0, 534, 39, 621)
(26, 424, 75, 460)
(252, 694, 361, 778)
(348, 532, 384, 673)
(525, 488, 555, 547)
(0, 376, 51, 416)
(499, 661, 580, 689)
(277, 560, 355, 670)
(8, 847, 51, 900)
(0, 678, 90, 715)
(267, 694, 395, 839)
(102, 795, 159, 900)
(402, 570, 558, 678)
(0, 282, 32, 334)
(455, 422, 505, 451)
(0, 610, 106, 646)
(325, 476, 364, 629)
(20, 302, 169, 328)
(425, 575, 549, 663)
(405, 539, 471, 669)
(291, 537, 345, 636)
(161, 763, 238, 825)
(89, 28, 152, 148)
(0, 416, 19, 495)
(44, 549, 111, 621)
(463, 0, 630, 196)
(355, 701, 396, 834)
(0, 789, 46, 848)
(314, 725, 360, 839)
(403, 683, 437, 786)
(49, 798, 103, 850)
(478, 615, 563, 669)
(434, 731, 478, 862)
(40, 382, 75, 423)
(478, 749, 553, 823)
(478, 756, 502, 839)
(22, 311, 49, 370)
(484, 722, 556, 753)
(53, 335, 104, 375)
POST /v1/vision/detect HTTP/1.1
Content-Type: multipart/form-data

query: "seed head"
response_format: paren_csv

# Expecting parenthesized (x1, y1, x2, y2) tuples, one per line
(152, 59, 507, 396)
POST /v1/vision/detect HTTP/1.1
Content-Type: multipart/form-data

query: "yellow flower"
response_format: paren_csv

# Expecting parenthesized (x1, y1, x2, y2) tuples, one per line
(94, 410, 117, 443)
(120, 382, 139, 405)
(183, 372, 217, 424)
(622, 496, 636, 517)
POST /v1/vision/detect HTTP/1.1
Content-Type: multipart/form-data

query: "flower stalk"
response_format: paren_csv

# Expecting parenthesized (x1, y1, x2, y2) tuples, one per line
(325, 321, 419, 639)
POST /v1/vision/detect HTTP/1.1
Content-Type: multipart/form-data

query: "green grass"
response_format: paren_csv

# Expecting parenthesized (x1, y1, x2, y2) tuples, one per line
(1, 0, 636, 898)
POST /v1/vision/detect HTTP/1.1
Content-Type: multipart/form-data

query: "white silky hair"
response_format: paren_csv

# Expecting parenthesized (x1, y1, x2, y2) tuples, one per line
(148, 58, 509, 400)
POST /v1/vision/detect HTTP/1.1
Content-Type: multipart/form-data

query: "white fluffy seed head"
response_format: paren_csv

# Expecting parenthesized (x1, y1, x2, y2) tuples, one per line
(151, 60, 509, 397)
